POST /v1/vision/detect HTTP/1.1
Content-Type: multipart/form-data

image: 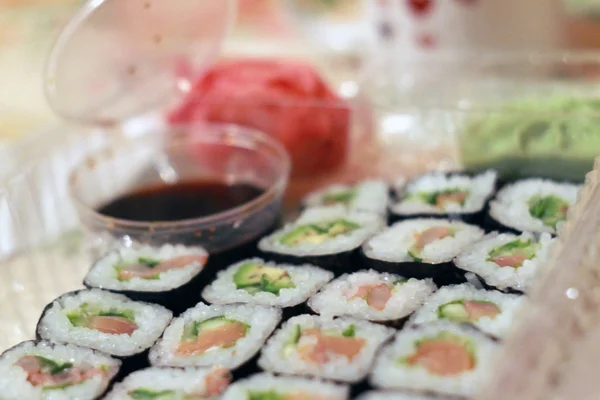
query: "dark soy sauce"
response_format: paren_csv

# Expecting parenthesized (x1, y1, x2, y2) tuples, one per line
(98, 180, 264, 222)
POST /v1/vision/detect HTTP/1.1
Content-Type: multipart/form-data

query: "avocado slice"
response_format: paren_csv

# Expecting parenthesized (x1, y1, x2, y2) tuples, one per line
(528, 194, 569, 228)
(283, 324, 302, 357)
(233, 263, 296, 295)
(322, 189, 356, 206)
(437, 300, 469, 322)
(279, 219, 361, 247)
(248, 390, 285, 400)
(488, 238, 539, 262)
(181, 316, 250, 342)
(408, 248, 423, 263)
(129, 389, 176, 400)
(66, 303, 135, 328)
(35, 356, 73, 376)
(416, 188, 469, 207)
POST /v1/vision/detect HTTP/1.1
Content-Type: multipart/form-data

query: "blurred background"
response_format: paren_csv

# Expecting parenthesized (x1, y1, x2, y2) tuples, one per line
(2, 0, 600, 145)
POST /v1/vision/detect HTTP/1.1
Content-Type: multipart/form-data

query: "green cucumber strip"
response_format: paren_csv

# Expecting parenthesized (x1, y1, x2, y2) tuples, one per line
(342, 324, 356, 338)
(137, 257, 161, 268)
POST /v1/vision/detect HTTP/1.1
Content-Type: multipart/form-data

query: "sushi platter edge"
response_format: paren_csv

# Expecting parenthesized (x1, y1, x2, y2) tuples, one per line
(477, 155, 600, 400)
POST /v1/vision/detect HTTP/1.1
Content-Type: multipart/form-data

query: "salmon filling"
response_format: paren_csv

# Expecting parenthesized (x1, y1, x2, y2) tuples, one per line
(66, 303, 138, 335)
(176, 317, 249, 356)
(402, 333, 475, 376)
(15, 355, 108, 389)
(416, 189, 470, 210)
(116, 254, 207, 281)
(348, 283, 393, 311)
(438, 299, 501, 322)
(296, 327, 366, 364)
(487, 239, 539, 268)
(408, 226, 453, 261)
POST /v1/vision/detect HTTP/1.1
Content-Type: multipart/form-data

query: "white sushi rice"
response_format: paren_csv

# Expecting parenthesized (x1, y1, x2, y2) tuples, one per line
(258, 314, 394, 383)
(454, 232, 555, 291)
(104, 366, 226, 399)
(489, 179, 580, 234)
(84, 244, 208, 292)
(37, 289, 173, 357)
(356, 391, 440, 400)
(370, 321, 498, 397)
(363, 219, 484, 264)
(308, 270, 436, 321)
(409, 284, 524, 338)
(202, 258, 333, 307)
(222, 372, 350, 400)
(258, 205, 385, 257)
(391, 171, 497, 215)
(149, 303, 281, 369)
(303, 179, 390, 215)
(0, 341, 120, 400)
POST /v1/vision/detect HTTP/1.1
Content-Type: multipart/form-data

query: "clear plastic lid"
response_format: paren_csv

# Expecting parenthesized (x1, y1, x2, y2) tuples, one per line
(44, 0, 235, 125)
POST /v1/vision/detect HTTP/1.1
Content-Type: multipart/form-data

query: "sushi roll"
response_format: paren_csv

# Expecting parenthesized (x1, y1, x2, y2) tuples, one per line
(149, 302, 281, 369)
(308, 270, 436, 324)
(104, 366, 231, 399)
(370, 321, 498, 398)
(0, 340, 120, 400)
(36, 289, 172, 374)
(258, 205, 385, 270)
(303, 179, 389, 216)
(356, 391, 445, 400)
(362, 219, 484, 285)
(488, 178, 580, 234)
(221, 372, 350, 400)
(84, 244, 208, 314)
(454, 232, 554, 292)
(409, 284, 524, 338)
(390, 171, 497, 223)
(258, 314, 394, 383)
(202, 258, 333, 307)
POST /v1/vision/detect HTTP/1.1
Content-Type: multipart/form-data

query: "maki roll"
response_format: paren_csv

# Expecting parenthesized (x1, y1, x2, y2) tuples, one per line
(488, 178, 580, 234)
(362, 219, 484, 285)
(356, 391, 444, 400)
(454, 232, 554, 292)
(149, 303, 281, 369)
(36, 289, 172, 360)
(104, 366, 230, 399)
(303, 179, 389, 216)
(258, 314, 394, 383)
(390, 171, 497, 223)
(409, 284, 524, 338)
(0, 340, 120, 400)
(84, 244, 208, 314)
(221, 372, 350, 400)
(202, 258, 333, 307)
(308, 270, 436, 323)
(258, 205, 384, 270)
(370, 321, 498, 398)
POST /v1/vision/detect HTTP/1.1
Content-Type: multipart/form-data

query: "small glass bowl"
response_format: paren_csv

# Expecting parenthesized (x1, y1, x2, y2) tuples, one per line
(69, 123, 290, 256)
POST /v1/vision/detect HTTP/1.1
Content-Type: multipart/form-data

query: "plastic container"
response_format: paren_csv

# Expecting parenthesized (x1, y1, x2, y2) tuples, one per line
(70, 123, 289, 257)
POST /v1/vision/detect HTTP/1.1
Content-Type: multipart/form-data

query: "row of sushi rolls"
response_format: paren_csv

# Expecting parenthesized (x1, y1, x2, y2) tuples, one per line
(0, 170, 581, 400)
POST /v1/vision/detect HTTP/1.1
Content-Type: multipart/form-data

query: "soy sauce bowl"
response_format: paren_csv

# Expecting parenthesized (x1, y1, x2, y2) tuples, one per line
(69, 123, 290, 257)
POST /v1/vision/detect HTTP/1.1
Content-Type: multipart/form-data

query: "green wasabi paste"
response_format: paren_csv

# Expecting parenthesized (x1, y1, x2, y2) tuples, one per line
(460, 96, 600, 181)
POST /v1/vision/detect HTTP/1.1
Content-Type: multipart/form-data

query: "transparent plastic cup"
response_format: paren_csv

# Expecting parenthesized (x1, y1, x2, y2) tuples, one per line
(69, 123, 290, 257)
